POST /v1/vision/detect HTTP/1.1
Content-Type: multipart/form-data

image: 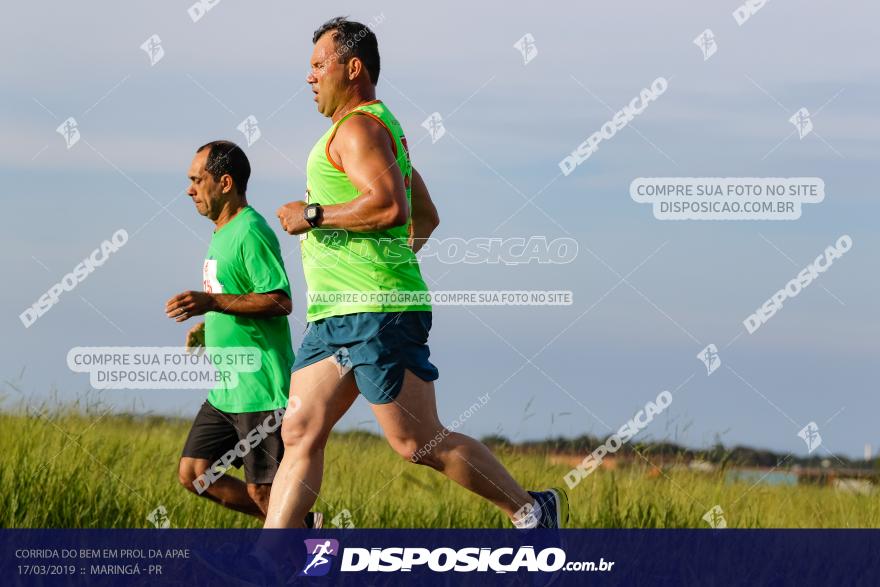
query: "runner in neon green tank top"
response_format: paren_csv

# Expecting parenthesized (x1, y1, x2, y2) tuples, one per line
(270, 16, 569, 532)
(301, 99, 432, 321)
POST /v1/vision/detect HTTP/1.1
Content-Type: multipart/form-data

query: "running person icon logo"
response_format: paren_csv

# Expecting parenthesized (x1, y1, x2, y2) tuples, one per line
(300, 539, 340, 576)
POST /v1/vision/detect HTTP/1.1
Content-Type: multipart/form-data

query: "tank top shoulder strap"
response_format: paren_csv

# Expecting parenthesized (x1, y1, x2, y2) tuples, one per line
(326, 100, 397, 171)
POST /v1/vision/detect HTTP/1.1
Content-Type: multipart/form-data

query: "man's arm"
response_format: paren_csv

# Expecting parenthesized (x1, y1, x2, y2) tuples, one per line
(409, 167, 440, 253)
(277, 115, 409, 234)
(165, 290, 291, 323)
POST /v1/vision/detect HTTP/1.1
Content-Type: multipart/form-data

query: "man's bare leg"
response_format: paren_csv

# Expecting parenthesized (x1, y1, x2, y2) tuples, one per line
(263, 356, 359, 528)
(246, 483, 272, 518)
(371, 370, 533, 519)
(178, 457, 266, 518)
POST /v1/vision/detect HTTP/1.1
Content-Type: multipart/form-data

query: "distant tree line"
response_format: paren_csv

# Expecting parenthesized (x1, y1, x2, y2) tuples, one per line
(479, 434, 878, 471)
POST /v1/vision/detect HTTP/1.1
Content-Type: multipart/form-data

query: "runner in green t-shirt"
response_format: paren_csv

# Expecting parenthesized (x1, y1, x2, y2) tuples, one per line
(165, 140, 319, 528)
(200, 203, 292, 413)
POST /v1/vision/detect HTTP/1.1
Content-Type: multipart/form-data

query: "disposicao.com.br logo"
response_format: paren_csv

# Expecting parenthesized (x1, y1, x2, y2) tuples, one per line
(300, 539, 340, 577)
(304, 542, 613, 575)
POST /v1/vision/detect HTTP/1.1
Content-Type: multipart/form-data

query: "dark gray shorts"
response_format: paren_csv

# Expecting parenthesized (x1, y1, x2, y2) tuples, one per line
(181, 401, 284, 485)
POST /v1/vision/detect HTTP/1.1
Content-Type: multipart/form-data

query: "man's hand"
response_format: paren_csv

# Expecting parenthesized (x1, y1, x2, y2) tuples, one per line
(165, 291, 217, 322)
(185, 321, 205, 353)
(277, 201, 310, 235)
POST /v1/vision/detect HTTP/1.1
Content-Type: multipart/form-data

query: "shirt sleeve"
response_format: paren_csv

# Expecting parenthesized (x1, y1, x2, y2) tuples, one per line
(239, 225, 292, 298)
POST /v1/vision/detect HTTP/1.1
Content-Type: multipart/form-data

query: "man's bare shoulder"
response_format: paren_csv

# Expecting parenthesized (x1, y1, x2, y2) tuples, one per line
(334, 113, 394, 153)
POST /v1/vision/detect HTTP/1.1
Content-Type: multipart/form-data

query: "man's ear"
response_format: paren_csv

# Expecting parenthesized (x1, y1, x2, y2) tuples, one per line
(220, 174, 234, 194)
(348, 57, 363, 81)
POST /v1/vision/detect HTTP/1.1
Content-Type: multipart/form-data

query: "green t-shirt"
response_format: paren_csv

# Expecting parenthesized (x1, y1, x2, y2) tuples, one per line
(202, 206, 293, 413)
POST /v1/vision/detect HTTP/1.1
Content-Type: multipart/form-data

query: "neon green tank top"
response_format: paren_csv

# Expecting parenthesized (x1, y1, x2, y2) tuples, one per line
(302, 100, 431, 321)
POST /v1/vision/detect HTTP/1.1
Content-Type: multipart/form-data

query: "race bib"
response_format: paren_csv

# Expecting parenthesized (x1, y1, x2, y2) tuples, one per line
(202, 259, 223, 293)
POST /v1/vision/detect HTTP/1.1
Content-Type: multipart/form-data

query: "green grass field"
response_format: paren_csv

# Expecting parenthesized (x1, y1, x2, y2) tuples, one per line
(2, 407, 878, 529)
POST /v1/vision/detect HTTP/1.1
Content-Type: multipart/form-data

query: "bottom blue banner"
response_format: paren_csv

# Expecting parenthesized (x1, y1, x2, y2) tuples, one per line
(3, 529, 879, 585)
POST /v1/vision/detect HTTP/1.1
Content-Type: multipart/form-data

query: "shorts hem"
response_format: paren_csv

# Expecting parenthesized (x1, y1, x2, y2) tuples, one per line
(358, 366, 440, 406)
(179, 448, 226, 462)
(290, 350, 335, 374)
(244, 473, 277, 485)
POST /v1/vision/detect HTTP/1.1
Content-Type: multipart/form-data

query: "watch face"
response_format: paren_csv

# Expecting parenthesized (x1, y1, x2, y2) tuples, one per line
(306, 206, 317, 220)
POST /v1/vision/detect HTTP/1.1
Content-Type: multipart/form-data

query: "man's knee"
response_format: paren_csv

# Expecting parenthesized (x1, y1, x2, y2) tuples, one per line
(177, 457, 198, 492)
(281, 415, 328, 454)
(392, 436, 443, 470)
(178, 458, 207, 494)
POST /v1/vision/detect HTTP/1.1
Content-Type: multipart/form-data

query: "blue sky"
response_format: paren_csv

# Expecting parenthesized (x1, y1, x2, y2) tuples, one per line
(1, 1, 878, 459)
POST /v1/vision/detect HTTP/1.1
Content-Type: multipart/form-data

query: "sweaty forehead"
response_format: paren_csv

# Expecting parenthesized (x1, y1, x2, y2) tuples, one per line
(189, 151, 207, 175)
(312, 34, 337, 62)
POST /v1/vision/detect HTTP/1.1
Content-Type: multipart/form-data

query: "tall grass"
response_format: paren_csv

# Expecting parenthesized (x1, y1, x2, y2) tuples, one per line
(1, 408, 878, 528)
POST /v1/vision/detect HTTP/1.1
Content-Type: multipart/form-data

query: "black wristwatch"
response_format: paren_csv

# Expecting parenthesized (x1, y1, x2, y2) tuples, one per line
(303, 203, 323, 228)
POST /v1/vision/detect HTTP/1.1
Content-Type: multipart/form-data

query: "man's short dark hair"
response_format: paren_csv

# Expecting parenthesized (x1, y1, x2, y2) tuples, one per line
(313, 16, 380, 84)
(197, 140, 250, 196)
